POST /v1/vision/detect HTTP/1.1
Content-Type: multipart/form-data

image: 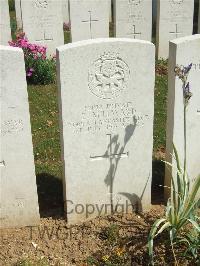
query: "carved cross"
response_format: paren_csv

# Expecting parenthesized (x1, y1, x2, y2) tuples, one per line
(35, 30, 53, 42)
(90, 134, 129, 161)
(127, 25, 141, 39)
(82, 11, 99, 39)
(169, 24, 182, 38)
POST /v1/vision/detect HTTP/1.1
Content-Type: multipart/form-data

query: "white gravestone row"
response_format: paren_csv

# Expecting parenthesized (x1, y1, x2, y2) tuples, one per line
(0, 46, 40, 228)
(0, 0, 11, 45)
(114, 0, 152, 42)
(156, 0, 194, 59)
(69, 0, 110, 42)
(165, 34, 200, 200)
(57, 38, 155, 224)
(20, 0, 64, 56)
(1, 36, 199, 228)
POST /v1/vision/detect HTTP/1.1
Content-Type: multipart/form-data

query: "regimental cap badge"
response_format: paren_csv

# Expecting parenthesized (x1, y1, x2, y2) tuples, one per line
(88, 52, 130, 100)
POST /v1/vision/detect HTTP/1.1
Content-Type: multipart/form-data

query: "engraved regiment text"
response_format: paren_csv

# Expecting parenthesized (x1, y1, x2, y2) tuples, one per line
(66, 102, 149, 133)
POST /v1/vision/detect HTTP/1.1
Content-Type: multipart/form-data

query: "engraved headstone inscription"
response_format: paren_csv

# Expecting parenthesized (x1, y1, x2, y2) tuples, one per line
(165, 35, 200, 200)
(20, 0, 64, 56)
(0, 0, 11, 45)
(114, 0, 152, 41)
(156, 0, 194, 59)
(69, 0, 109, 42)
(57, 38, 155, 224)
(0, 46, 40, 228)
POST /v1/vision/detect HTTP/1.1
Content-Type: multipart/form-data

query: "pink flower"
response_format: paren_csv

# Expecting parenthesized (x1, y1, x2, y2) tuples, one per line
(26, 68, 34, 77)
(27, 71, 33, 77)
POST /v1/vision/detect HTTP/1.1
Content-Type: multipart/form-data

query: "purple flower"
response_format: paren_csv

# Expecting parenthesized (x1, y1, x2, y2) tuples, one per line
(183, 82, 192, 103)
(27, 72, 33, 77)
(175, 63, 193, 105)
(183, 63, 193, 75)
(26, 68, 34, 77)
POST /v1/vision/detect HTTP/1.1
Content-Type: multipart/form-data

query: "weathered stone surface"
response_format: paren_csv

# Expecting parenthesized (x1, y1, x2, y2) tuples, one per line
(21, 0, 64, 56)
(0, 46, 40, 228)
(15, 0, 23, 29)
(0, 0, 11, 45)
(114, 0, 152, 41)
(69, 0, 109, 42)
(109, 0, 112, 22)
(165, 34, 200, 199)
(63, 0, 69, 24)
(156, 0, 194, 59)
(57, 38, 155, 224)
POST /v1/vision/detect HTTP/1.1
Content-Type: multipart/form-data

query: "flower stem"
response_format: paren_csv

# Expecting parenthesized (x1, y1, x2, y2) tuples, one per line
(183, 104, 187, 180)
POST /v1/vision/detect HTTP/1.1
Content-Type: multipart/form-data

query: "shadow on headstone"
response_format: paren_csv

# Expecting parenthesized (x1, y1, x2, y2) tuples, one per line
(193, 0, 199, 34)
(102, 123, 150, 214)
(36, 173, 64, 218)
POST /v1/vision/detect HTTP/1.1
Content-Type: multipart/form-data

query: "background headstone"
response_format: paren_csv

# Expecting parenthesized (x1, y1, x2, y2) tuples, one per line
(165, 35, 200, 200)
(20, 0, 64, 56)
(114, 0, 152, 41)
(15, 0, 23, 29)
(0, 45, 40, 228)
(69, 0, 109, 42)
(57, 38, 155, 224)
(0, 0, 11, 45)
(156, 0, 194, 59)
(63, 0, 69, 24)
(109, 0, 112, 22)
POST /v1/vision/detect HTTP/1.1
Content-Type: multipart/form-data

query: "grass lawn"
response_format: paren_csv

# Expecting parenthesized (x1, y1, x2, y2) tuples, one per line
(28, 84, 62, 179)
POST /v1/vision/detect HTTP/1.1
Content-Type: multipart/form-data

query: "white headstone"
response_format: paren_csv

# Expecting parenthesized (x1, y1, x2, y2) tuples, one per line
(165, 35, 200, 200)
(15, 0, 23, 29)
(0, 0, 11, 45)
(0, 46, 40, 228)
(156, 0, 194, 59)
(57, 38, 155, 224)
(114, 0, 152, 41)
(20, 0, 64, 56)
(69, 0, 110, 42)
(63, 0, 69, 24)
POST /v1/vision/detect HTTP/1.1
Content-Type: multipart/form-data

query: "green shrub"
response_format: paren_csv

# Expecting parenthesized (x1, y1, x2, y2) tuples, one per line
(178, 230, 200, 263)
(26, 56, 56, 85)
(9, 32, 56, 85)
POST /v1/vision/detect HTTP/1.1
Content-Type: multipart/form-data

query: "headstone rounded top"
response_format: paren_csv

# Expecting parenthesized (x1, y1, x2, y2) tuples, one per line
(170, 34, 200, 45)
(57, 38, 154, 52)
(0, 45, 23, 53)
